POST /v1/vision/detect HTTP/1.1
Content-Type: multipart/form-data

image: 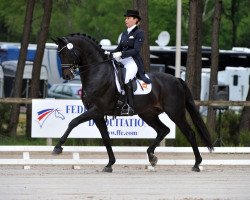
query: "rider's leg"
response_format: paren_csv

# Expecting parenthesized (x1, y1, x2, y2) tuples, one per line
(123, 80, 134, 115)
(120, 57, 137, 115)
(122, 57, 138, 84)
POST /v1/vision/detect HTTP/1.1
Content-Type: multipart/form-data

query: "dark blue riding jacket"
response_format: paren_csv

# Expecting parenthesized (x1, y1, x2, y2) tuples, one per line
(112, 26, 151, 83)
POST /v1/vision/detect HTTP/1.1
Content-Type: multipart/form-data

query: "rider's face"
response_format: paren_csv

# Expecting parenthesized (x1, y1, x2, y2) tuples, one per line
(125, 16, 138, 28)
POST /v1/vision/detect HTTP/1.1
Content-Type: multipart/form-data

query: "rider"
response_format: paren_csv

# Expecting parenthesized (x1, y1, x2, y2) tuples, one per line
(111, 9, 151, 115)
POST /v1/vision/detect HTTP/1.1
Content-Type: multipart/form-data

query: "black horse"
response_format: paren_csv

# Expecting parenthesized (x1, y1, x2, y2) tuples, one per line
(52, 33, 213, 172)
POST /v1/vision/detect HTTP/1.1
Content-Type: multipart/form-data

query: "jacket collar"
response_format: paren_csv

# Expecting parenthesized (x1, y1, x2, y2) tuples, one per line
(127, 25, 137, 34)
(128, 26, 138, 36)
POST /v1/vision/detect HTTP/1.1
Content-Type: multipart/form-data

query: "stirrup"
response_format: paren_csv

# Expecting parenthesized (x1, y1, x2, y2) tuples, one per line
(121, 103, 134, 116)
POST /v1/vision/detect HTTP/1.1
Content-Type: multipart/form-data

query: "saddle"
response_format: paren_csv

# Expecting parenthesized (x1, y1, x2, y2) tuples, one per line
(115, 61, 137, 93)
(112, 60, 151, 116)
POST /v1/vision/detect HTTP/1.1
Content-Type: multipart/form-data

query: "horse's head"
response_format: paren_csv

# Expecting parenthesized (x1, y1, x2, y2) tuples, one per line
(53, 36, 81, 80)
(53, 34, 109, 81)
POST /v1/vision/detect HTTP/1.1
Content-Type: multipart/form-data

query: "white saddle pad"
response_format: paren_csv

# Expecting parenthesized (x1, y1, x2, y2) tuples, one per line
(113, 61, 152, 95)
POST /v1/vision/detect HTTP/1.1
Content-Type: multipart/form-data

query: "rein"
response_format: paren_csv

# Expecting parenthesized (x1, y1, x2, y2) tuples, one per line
(58, 38, 113, 76)
(62, 58, 113, 76)
(79, 58, 112, 69)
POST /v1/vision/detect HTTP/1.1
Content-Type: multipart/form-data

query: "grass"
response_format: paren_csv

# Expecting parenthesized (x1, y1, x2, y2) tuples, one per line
(0, 135, 47, 145)
(0, 135, 157, 147)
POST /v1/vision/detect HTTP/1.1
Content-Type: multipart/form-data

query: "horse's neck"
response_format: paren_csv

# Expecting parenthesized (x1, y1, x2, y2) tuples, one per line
(80, 49, 104, 81)
(80, 60, 114, 97)
(78, 40, 115, 97)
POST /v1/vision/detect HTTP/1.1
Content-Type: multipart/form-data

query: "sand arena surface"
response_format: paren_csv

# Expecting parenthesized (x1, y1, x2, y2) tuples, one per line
(0, 163, 250, 200)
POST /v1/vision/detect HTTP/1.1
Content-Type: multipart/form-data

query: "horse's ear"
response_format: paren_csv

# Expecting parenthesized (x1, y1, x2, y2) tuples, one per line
(51, 37, 58, 44)
(57, 37, 63, 43)
(54, 37, 65, 45)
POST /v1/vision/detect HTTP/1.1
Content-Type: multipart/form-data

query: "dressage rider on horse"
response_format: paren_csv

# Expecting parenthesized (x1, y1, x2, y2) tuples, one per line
(111, 10, 151, 115)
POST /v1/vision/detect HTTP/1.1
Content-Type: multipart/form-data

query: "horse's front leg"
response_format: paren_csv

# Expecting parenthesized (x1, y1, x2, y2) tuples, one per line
(94, 117, 116, 173)
(52, 107, 97, 154)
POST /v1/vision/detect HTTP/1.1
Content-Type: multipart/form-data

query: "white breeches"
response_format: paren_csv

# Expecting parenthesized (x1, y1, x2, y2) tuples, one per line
(120, 57, 138, 84)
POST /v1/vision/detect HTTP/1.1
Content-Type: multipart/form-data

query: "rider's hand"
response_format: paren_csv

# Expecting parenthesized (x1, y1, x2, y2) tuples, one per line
(112, 52, 122, 61)
(104, 50, 110, 55)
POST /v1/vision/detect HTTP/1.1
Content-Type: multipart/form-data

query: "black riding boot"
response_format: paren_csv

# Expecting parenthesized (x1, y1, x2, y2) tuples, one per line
(121, 82, 134, 116)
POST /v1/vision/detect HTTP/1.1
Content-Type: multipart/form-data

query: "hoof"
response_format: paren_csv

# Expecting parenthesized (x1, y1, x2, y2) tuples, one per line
(52, 146, 63, 155)
(102, 166, 113, 173)
(192, 165, 200, 172)
(149, 153, 158, 167)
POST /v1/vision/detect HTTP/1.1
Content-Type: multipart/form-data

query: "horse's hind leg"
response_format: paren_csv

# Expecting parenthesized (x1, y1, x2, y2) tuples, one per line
(139, 113, 170, 167)
(174, 118, 202, 172)
(94, 117, 116, 173)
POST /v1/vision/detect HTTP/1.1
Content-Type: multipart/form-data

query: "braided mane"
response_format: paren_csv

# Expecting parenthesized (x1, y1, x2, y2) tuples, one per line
(68, 33, 108, 59)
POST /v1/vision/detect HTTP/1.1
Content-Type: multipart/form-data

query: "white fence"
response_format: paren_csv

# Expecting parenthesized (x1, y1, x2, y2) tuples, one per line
(0, 146, 250, 169)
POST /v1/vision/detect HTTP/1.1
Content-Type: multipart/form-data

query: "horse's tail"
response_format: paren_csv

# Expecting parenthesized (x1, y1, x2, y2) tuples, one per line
(178, 78, 214, 151)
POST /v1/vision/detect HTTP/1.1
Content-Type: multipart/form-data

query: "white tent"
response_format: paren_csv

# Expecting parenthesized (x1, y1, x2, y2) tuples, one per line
(1, 60, 48, 80)
(0, 65, 3, 97)
(1, 60, 48, 97)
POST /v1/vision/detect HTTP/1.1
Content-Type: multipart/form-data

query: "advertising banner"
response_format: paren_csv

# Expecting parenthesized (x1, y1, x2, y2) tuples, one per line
(32, 99, 175, 139)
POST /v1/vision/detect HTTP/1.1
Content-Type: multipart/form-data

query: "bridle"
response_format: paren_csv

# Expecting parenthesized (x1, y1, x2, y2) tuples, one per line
(57, 37, 81, 74)
(58, 38, 112, 77)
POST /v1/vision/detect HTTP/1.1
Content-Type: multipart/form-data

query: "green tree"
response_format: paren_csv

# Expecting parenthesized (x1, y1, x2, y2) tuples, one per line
(49, 0, 132, 44)
(222, 0, 250, 48)
(207, 0, 223, 136)
(134, 0, 150, 72)
(185, 0, 203, 100)
(7, 0, 36, 137)
(1, 0, 249, 48)
(0, 0, 27, 41)
(27, 0, 53, 138)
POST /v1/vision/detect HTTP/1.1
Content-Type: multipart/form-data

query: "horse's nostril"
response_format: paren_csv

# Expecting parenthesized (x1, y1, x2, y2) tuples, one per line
(63, 75, 70, 80)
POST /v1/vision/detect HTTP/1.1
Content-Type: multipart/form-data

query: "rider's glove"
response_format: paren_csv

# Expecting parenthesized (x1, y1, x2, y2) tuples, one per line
(112, 52, 122, 62)
(104, 50, 110, 55)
